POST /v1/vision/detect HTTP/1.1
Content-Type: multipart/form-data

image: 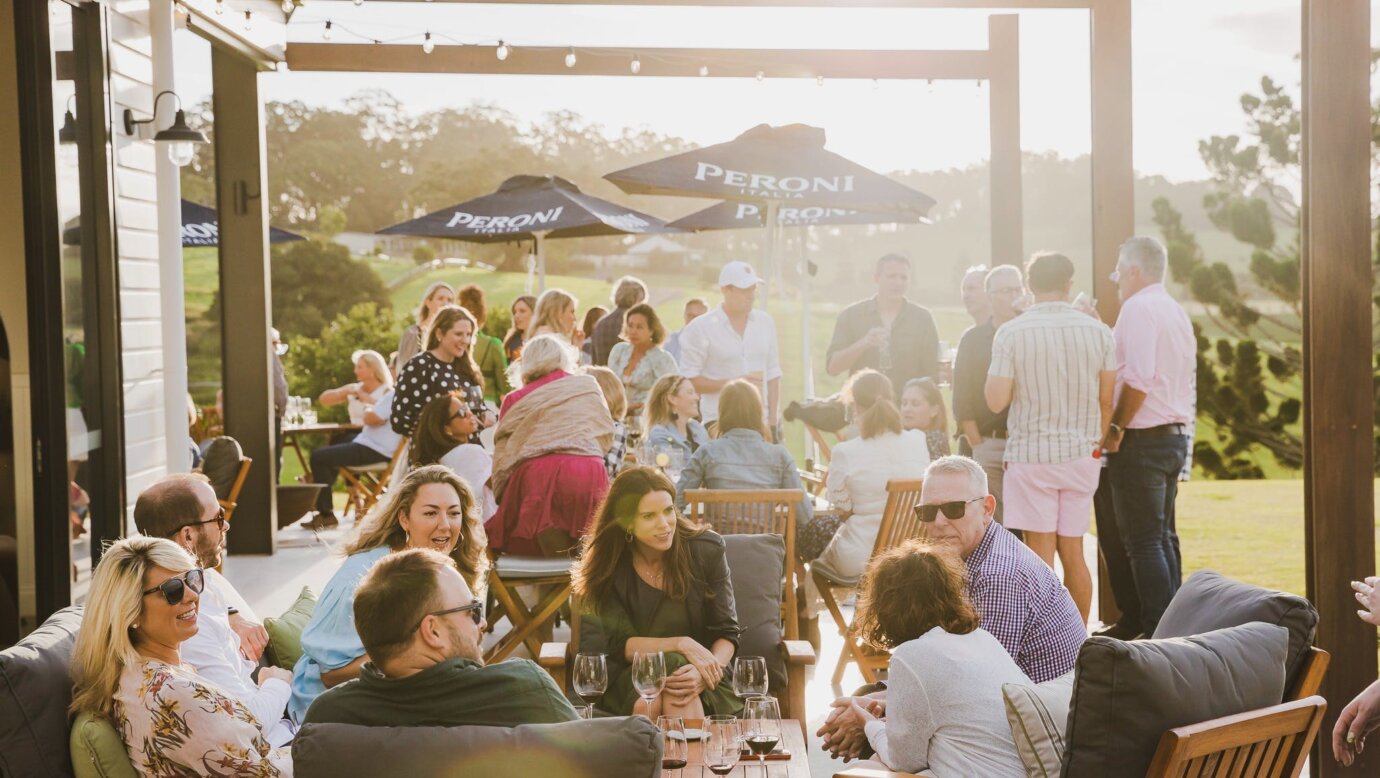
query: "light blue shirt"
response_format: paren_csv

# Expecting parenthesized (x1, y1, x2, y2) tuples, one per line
(645, 421, 710, 461)
(288, 546, 390, 723)
(676, 428, 812, 525)
(607, 343, 679, 411)
(353, 389, 402, 457)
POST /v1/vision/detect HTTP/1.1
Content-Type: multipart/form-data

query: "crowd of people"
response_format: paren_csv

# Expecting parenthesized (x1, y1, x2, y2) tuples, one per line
(69, 236, 1380, 778)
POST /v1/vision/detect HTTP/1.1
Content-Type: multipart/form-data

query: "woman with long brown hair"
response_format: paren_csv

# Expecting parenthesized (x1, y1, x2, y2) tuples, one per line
(456, 283, 512, 403)
(411, 392, 498, 520)
(288, 465, 487, 723)
(901, 378, 953, 461)
(572, 467, 741, 719)
(842, 541, 1027, 777)
(504, 294, 537, 363)
(394, 281, 455, 374)
(390, 304, 492, 440)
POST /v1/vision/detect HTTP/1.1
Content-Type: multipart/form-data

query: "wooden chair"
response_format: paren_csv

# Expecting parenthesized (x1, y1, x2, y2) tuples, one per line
(682, 488, 803, 640)
(812, 478, 925, 686)
(338, 439, 407, 519)
(1285, 646, 1329, 700)
(803, 422, 834, 463)
(832, 696, 1328, 778)
(484, 551, 573, 664)
(217, 457, 252, 523)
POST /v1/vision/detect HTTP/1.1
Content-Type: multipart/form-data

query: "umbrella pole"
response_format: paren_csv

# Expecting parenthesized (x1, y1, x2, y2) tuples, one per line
(800, 225, 817, 466)
(762, 201, 780, 305)
(536, 233, 547, 294)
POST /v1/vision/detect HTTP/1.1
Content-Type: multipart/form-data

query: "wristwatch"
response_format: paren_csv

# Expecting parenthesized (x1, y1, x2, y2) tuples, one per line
(1108, 423, 1124, 435)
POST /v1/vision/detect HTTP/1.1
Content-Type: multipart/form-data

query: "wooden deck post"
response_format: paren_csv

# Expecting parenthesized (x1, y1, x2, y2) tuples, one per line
(988, 14, 1023, 267)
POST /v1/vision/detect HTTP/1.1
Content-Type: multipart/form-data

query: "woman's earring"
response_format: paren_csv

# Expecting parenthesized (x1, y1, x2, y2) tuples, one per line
(626, 529, 634, 543)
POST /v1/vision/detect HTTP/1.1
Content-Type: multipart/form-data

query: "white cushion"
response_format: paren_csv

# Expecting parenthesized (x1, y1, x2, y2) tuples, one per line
(1002, 671, 1075, 778)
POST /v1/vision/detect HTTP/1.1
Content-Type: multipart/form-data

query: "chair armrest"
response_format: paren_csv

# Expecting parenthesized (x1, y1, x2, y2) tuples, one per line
(832, 770, 922, 778)
(538, 642, 570, 692)
(784, 640, 816, 665)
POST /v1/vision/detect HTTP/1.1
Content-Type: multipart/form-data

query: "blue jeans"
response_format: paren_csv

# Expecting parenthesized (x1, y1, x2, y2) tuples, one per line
(309, 437, 390, 515)
(1107, 433, 1186, 634)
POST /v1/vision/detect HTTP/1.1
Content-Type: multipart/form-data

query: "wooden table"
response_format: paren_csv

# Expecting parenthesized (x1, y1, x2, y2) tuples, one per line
(682, 718, 810, 778)
(281, 422, 360, 475)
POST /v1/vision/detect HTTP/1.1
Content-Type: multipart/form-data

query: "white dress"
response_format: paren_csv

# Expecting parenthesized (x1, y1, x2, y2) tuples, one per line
(818, 430, 929, 568)
(440, 443, 499, 520)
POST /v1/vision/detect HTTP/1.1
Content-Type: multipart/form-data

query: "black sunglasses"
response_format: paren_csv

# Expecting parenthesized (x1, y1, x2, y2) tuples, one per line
(142, 568, 206, 606)
(914, 497, 986, 523)
(414, 600, 484, 632)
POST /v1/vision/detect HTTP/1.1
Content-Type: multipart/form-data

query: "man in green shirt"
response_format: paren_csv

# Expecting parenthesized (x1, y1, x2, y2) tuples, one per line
(304, 549, 578, 728)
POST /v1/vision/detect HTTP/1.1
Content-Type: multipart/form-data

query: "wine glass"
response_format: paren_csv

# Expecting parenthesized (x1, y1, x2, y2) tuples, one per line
(704, 715, 742, 777)
(742, 696, 782, 778)
(572, 653, 608, 718)
(657, 716, 688, 777)
(632, 651, 667, 715)
(731, 656, 768, 701)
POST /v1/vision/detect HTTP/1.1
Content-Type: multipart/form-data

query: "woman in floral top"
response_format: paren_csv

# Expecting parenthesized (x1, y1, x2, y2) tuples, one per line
(70, 536, 293, 776)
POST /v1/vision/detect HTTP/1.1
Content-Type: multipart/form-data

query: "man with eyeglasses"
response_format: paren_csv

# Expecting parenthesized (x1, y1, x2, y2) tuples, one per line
(304, 548, 578, 728)
(133, 473, 296, 746)
(818, 456, 1084, 762)
(950, 264, 1024, 517)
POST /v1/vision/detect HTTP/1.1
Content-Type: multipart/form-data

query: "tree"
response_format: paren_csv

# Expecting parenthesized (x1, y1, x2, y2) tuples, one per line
(284, 302, 401, 422)
(1152, 69, 1380, 478)
(412, 243, 436, 265)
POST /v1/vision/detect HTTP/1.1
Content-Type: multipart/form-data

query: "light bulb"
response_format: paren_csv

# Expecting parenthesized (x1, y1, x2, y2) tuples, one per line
(422, 32, 434, 54)
(496, 40, 509, 61)
(630, 56, 641, 75)
(353, 0, 363, 5)
(167, 141, 195, 167)
(280, 0, 294, 14)
(927, 79, 935, 94)
(243, 10, 253, 31)
(214, 0, 224, 15)
(756, 70, 764, 82)
(698, 65, 709, 77)
(565, 48, 577, 68)
(873, 79, 880, 90)
(322, 20, 332, 41)
(816, 75, 823, 87)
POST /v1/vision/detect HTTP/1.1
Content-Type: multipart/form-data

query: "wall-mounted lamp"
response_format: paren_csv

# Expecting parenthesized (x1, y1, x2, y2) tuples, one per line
(122, 90, 208, 167)
(58, 95, 77, 145)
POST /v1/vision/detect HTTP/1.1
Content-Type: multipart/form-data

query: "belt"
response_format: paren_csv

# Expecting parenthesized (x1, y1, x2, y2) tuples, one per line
(1123, 423, 1188, 438)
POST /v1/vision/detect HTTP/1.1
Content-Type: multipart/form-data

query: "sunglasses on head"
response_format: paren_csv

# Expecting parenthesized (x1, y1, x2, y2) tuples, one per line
(414, 600, 484, 632)
(142, 568, 206, 606)
(914, 497, 986, 523)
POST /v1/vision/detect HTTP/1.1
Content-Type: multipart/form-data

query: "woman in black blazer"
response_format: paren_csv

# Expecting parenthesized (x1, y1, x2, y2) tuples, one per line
(573, 466, 742, 719)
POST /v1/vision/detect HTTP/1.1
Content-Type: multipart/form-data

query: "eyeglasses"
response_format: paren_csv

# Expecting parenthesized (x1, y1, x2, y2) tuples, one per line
(414, 600, 484, 632)
(174, 509, 226, 535)
(448, 406, 470, 422)
(141, 568, 206, 605)
(914, 498, 986, 523)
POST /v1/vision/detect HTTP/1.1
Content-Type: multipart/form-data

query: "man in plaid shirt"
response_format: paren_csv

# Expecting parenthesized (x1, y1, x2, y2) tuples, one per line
(818, 455, 1087, 760)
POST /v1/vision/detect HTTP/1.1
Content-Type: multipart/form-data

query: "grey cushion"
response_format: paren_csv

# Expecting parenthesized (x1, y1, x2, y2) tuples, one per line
(0, 605, 83, 778)
(1152, 570, 1317, 696)
(1061, 622, 1289, 778)
(723, 534, 788, 695)
(292, 716, 661, 778)
(495, 556, 573, 579)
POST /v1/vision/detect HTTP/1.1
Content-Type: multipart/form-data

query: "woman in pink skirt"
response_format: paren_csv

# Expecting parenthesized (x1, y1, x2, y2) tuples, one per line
(488, 334, 616, 556)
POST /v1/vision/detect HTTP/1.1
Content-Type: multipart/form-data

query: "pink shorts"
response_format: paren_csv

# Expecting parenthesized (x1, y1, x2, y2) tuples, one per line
(1002, 456, 1101, 537)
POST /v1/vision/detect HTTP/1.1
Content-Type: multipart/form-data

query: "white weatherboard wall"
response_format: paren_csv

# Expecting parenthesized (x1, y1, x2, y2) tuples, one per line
(110, 1, 171, 526)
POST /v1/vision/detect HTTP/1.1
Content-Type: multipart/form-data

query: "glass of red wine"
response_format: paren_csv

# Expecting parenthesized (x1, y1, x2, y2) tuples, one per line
(657, 715, 688, 777)
(742, 696, 782, 778)
(704, 715, 741, 777)
(572, 653, 607, 719)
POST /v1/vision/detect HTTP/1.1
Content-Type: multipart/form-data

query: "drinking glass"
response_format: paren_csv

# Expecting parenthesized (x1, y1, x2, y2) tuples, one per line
(742, 696, 782, 778)
(731, 656, 768, 700)
(657, 716, 688, 777)
(632, 651, 667, 714)
(703, 715, 742, 777)
(465, 384, 485, 414)
(663, 449, 686, 484)
(572, 653, 609, 717)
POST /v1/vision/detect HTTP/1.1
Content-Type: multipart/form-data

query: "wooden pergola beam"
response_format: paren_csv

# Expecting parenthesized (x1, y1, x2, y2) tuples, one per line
(306, 0, 1089, 6)
(286, 43, 995, 79)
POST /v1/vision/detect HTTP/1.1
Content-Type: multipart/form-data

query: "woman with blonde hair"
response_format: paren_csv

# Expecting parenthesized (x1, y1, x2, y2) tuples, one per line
(805, 370, 929, 615)
(486, 335, 614, 556)
(288, 465, 486, 722)
(528, 288, 582, 347)
(395, 281, 455, 374)
(71, 536, 293, 775)
(504, 294, 537, 363)
(306, 349, 403, 528)
(642, 373, 709, 461)
(675, 380, 809, 524)
(585, 365, 630, 480)
(844, 541, 1027, 776)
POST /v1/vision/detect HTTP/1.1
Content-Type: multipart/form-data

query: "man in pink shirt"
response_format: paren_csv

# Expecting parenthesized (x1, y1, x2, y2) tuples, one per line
(1098, 236, 1196, 635)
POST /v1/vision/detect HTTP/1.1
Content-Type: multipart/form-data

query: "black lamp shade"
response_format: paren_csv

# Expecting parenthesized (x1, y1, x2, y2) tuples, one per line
(152, 109, 209, 145)
(58, 110, 77, 145)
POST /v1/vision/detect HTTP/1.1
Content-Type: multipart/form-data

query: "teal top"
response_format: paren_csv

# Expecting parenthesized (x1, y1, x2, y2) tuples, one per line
(608, 343, 679, 411)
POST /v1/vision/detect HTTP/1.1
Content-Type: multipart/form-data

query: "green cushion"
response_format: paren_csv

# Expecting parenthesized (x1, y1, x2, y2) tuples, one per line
(265, 586, 317, 670)
(69, 712, 138, 778)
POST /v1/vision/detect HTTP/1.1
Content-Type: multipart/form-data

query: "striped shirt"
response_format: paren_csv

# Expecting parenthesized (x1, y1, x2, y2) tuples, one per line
(989, 302, 1115, 463)
(965, 521, 1086, 683)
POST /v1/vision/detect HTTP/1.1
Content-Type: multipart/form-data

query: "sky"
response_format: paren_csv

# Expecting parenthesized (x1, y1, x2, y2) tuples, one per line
(175, 0, 1374, 183)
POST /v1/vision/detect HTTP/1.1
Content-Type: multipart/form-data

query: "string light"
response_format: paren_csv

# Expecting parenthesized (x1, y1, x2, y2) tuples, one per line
(816, 75, 823, 87)
(698, 65, 709, 77)
(214, 0, 223, 15)
(630, 56, 641, 75)
(353, 0, 363, 5)
(422, 31, 434, 54)
(322, 20, 332, 41)
(495, 40, 509, 60)
(280, 0, 294, 14)
(756, 70, 764, 82)
(243, 10, 253, 31)
(565, 48, 577, 68)
(927, 79, 935, 94)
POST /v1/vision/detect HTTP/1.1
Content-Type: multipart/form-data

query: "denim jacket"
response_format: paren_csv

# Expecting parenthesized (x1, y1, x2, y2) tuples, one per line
(676, 428, 813, 523)
(645, 421, 711, 461)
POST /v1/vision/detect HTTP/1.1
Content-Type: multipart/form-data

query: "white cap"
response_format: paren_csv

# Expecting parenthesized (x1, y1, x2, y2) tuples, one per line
(718, 261, 764, 289)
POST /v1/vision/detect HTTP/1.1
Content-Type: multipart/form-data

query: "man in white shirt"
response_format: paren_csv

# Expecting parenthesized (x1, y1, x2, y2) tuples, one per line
(134, 473, 296, 746)
(677, 261, 783, 430)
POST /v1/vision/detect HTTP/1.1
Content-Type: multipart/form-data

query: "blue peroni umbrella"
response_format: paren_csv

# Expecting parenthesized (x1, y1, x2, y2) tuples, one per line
(377, 174, 676, 291)
(63, 199, 306, 247)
